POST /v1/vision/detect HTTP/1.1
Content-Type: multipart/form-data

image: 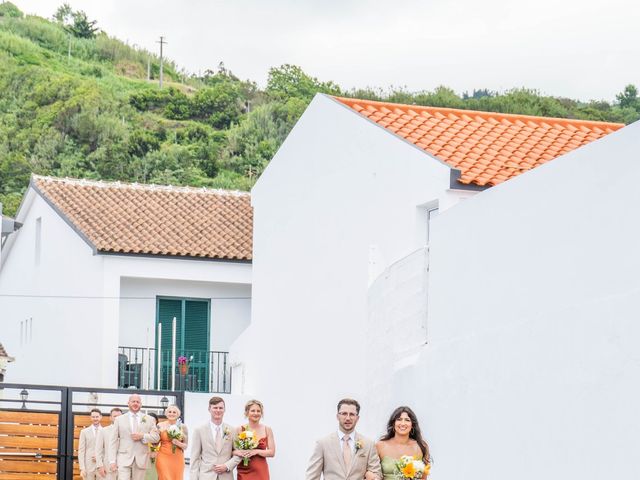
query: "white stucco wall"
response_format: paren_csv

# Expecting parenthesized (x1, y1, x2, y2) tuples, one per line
(0, 191, 107, 386)
(398, 121, 640, 480)
(232, 94, 453, 478)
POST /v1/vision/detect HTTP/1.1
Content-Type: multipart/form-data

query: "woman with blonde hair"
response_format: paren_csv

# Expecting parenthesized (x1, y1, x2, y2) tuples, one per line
(154, 404, 188, 480)
(233, 399, 275, 480)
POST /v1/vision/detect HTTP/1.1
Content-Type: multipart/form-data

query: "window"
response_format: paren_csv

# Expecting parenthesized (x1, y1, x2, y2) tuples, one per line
(156, 297, 210, 390)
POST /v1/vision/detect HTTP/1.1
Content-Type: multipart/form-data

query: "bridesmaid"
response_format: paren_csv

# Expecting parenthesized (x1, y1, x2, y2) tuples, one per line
(233, 399, 276, 480)
(373, 406, 430, 480)
(155, 405, 188, 480)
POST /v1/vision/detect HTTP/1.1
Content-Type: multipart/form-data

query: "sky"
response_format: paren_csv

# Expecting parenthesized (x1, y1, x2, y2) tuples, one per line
(12, 0, 640, 102)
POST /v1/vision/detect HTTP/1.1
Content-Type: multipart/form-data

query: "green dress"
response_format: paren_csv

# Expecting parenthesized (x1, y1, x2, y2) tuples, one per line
(381, 457, 399, 480)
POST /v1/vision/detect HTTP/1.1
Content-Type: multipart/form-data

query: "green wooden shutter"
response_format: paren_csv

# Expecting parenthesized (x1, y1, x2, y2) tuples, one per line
(157, 298, 182, 389)
(184, 300, 210, 391)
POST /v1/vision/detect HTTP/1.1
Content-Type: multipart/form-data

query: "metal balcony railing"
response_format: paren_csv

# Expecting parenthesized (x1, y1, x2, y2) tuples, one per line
(117, 346, 230, 393)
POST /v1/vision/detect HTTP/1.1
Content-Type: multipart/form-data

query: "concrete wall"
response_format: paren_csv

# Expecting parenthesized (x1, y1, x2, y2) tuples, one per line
(232, 94, 453, 477)
(400, 121, 640, 480)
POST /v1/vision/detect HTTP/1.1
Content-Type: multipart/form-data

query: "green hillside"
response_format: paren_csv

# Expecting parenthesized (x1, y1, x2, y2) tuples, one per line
(1, 2, 639, 216)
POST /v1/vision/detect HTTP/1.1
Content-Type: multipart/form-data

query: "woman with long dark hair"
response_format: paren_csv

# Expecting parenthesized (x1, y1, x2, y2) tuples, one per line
(374, 406, 430, 479)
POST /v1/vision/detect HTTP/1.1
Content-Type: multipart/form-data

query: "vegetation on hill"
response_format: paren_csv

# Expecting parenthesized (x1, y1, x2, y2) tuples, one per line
(1, 2, 639, 216)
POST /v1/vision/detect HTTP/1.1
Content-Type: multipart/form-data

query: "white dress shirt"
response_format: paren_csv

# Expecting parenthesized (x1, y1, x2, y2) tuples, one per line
(337, 430, 357, 455)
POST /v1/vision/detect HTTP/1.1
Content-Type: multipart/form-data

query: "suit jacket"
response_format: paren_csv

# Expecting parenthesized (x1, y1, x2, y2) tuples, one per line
(79, 425, 100, 473)
(306, 432, 382, 480)
(95, 424, 117, 469)
(108, 412, 159, 469)
(190, 422, 241, 480)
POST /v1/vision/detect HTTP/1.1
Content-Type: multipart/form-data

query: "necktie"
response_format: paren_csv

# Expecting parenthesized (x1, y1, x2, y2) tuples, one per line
(343, 435, 351, 467)
(215, 426, 222, 451)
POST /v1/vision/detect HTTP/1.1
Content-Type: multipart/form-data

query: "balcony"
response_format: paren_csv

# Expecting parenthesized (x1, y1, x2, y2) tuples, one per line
(117, 346, 231, 393)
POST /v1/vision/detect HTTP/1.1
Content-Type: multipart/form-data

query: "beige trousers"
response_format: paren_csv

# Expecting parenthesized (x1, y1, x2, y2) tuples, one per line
(117, 463, 147, 480)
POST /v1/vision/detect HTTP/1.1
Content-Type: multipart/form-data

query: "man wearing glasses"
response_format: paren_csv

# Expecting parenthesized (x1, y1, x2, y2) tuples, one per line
(306, 398, 381, 480)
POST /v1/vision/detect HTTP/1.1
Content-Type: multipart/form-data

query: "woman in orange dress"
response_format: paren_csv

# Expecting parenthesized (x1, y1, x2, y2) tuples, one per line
(155, 405, 188, 480)
(233, 399, 276, 480)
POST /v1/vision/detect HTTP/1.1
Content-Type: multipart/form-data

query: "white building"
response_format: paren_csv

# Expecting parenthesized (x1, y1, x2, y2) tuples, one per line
(0, 176, 252, 393)
(230, 94, 626, 479)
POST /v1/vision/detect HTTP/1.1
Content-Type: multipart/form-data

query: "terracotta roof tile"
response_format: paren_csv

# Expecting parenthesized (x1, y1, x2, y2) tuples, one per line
(32, 176, 252, 261)
(335, 97, 624, 187)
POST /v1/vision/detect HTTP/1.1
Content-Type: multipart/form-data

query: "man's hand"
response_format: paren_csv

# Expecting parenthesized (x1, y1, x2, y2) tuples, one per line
(109, 463, 117, 473)
(80, 470, 86, 479)
(98, 467, 106, 477)
(131, 432, 144, 441)
(213, 464, 229, 474)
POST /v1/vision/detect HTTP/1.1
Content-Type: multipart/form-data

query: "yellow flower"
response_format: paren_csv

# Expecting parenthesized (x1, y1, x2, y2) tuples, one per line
(401, 462, 416, 478)
(424, 463, 431, 476)
(238, 431, 247, 440)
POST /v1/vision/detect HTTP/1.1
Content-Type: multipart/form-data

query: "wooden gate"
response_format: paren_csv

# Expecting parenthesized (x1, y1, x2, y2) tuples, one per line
(0, 409, 62, 480)
(0, 384, 183, 480)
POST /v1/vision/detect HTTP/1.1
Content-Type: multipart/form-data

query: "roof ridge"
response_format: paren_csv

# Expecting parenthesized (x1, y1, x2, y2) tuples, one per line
(31, 175, 251, 197)
(333, 96, 624, 130)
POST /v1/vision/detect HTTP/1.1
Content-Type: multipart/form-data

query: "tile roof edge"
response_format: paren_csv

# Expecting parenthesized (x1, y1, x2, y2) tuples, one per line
(322, 94, 453, 171)
(29, 175, 99, 255)
(32, 175, 251, 197)
(332, 96, 625, 130)
(97, 250, 253, 263)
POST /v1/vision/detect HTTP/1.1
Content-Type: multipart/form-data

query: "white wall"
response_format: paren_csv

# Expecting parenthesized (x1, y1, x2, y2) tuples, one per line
(402, 121, 640, 479)
(232, 94, 452, 478)
(0, 191, 107, 387)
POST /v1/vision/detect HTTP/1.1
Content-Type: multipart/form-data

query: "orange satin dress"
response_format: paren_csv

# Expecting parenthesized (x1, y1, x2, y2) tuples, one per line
(155, 430, 184, 480)
(236, 436, 270, 480)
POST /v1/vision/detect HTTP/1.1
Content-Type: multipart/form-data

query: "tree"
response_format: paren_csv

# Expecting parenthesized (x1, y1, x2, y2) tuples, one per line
(67, 10, 99, 39)
(266, 64, 341, 101)
(53, 3, 73, 24)
(0, 2, 23, 18)
(616, 84, 639, 110)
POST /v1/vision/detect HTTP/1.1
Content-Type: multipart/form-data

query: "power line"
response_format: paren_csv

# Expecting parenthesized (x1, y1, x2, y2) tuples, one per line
(0, 294, 250, 300)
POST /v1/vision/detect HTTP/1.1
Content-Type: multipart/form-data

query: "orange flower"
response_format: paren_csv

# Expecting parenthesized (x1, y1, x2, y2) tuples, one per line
(401, 462, 416, 478)
(424, 463, 431, 477)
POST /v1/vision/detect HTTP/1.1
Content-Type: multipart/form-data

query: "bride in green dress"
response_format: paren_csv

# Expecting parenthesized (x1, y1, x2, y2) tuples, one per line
(370, 406, 431, 479)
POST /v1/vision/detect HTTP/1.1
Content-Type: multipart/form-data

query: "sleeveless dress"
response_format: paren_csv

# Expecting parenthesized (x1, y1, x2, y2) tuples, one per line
(236, 435, 270, 480)
(155, 430, 184, 480)
(381, 457, 399, 480)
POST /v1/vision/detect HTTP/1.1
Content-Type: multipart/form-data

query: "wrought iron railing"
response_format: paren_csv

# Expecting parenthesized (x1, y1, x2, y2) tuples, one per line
(117, 347, 230, 393)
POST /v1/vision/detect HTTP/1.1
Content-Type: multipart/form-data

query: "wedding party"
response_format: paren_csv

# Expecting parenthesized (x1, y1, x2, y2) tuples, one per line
(79, 394, 430, 480)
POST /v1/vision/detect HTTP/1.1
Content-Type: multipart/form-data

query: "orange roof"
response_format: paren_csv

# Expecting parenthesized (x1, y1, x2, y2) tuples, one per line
(32, 176, 252, 261)
(335, 97, 624, 187)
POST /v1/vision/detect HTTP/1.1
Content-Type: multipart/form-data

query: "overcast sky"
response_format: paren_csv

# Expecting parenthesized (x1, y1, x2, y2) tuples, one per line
(12, 0, 640, 102)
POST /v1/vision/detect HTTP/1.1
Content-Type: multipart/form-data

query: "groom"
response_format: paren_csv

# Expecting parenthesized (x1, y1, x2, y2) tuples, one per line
(306, 398, 382, 480)
(190, 396, 241, 479)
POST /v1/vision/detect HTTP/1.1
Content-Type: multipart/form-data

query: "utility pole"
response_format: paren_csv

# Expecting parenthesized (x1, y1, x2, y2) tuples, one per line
(147, 57, 151, 81)
(68, 34, 71, 62)
(157, 36, 167, 88)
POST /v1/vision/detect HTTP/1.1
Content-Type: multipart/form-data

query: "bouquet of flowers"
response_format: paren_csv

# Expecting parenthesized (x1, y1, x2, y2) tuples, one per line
(166, 421, 185, 454)
(148, 442, 160, 463)
(234, 427, 259, 466)
(395, 455, 430, 479)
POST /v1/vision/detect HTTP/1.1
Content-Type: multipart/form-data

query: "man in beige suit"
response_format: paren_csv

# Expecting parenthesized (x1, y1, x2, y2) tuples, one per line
(306, 398, 382, 480)
(190, 396, 241, 480)
(79, 408, 103, 479)
(96, 407, 122, 479)
(108, 394, 159, 480)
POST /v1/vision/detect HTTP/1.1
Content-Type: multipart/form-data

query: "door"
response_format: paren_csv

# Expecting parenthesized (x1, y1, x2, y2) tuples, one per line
(156, 297, 210, 391)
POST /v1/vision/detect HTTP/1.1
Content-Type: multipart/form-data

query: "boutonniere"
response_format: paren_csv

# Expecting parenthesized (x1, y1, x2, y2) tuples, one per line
(223, 426, 231, 439)
(355, 439, 363, 451)
(141, 415, 148, 424)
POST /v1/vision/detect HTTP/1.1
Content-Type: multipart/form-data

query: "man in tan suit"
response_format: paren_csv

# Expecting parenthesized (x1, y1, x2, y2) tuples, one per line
(190, 396, 241, 480)
(79, 408, 102, 479)
(108, 394, 159, 480)
(96, 407, 122, 479)
(306, 398, 382, 480)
